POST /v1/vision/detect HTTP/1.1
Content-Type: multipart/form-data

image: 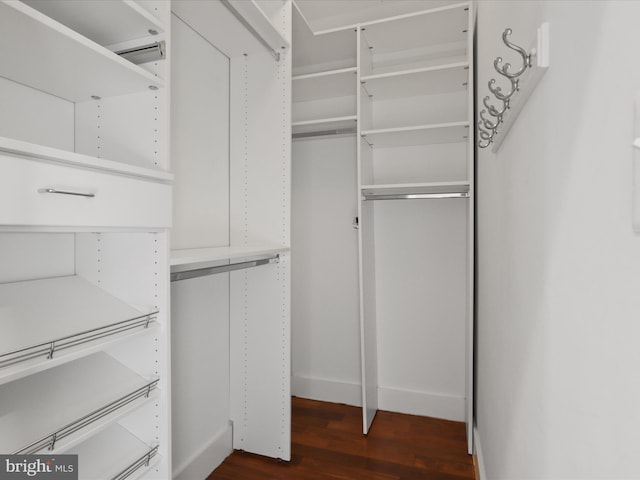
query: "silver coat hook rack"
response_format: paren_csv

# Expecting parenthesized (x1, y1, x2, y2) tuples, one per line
(478, 23, 550, 152)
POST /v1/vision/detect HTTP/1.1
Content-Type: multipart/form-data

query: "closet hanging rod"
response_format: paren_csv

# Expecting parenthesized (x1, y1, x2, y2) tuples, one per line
(362, 192, 470, 201)
(293, 128, 357, 139)
(170, 254, 280, 282)
(220, 0, 284, 61)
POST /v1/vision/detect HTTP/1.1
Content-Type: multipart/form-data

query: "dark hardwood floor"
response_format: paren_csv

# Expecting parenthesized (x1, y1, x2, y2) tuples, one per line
(207, 397, 475, 480)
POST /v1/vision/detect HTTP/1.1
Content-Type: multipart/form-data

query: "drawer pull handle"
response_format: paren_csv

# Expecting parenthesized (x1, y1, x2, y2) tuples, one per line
(38, 188, 95, 198)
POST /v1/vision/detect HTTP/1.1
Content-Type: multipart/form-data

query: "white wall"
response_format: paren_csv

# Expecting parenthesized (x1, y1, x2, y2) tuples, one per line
(291, 135, 362, 405)
(476, 1, 640, 477)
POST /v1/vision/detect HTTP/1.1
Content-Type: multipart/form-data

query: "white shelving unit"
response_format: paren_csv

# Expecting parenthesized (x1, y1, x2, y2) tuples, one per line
(361, 121, 469, 148)
(170, 1, 292, 476)
(0, 0, 172, 477)
(72, 425, 160, 480)
(0, 352, 158, 454)
(356, 2, 476, 455)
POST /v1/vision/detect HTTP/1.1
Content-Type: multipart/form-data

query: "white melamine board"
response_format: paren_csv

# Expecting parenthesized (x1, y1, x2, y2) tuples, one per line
(171, 1, 264, 59)
(361, 181, 469, 196)
(291, 136, 361, 392)
(0, 136, 172, 182)
(230, 51, 291, 247)
(0, 275, 153, 369)
(22, 0, 164, 46)
(0, 233, 74, 284)
(362, 122, 469, 148)
(171, 274, 229, 478)
(171, 245, 289, 269)
(361, 3, 469, 57)
(374, 199, 467, 413)
(0, 78, 74, 152)
(225, 0, 290, 52)
(361, 62, 468, 98)
(292, 6, 356, 75)
(293, 68, 357, 102)
(0, 352, 156, 453)
(372, 142, 468, 185)
(293, 97, 356, 126)
(292, 116, 357, 135)
(72, 424, 158, 480)
(171, 14, 230, 250)
(230, 255, 291, 460)
(358, 201, 378, 433)
(0, 154, 172, 229)
(75, 90, 169, 173)
(0, 2, 163, 103)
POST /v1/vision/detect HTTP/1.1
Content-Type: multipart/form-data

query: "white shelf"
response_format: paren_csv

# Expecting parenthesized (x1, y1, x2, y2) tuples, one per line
(0, 1, 164, 103)
(361, 181, 470, 197)
(22, 0, 165, 46)
(293, 67, 357, 102)
(293, 116, 357, 136)
(0, 275, 157, 384)
(361, 3, 469, 57)
(0, 352, 158, 454)
(171, 245, 290, 271)
(72, 424, 159, 480)
(361, 121, 469, 148)
(0, 136, 173, 182)
(361, 62, 469, 99)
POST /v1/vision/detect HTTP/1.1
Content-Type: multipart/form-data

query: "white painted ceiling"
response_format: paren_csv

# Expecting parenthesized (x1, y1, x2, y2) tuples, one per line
(293, 0, 460, 33)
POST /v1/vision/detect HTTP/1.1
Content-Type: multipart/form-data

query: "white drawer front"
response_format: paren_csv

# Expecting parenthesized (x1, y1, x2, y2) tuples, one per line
(1, 154, 171, 228)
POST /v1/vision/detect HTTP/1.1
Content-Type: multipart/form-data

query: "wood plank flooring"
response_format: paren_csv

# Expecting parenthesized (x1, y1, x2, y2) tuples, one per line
(207, 397, 475, 480)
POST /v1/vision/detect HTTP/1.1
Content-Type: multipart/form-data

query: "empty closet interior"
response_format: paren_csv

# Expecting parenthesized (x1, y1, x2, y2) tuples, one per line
(291, 0, 475, 452)
(0, 1, 171, 478)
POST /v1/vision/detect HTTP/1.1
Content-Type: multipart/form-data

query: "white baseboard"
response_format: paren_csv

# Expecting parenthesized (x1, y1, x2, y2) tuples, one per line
(173, 422, 233, 480)
(378, 386, 465, 422)
(291, 374, 362, 406)
(473, 424, 487, 480)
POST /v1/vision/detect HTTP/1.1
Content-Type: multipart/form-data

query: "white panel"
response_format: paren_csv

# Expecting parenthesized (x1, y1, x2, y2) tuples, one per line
(371, 90, 467, 130)
(170, 0, 264, 59)
(170, 13, 230, 249)
(230, 50, 291, 246)
(291, 136, 360, 390)
(358, 201, 378, 433)
(230, 256, 291, 460)
(171, 274, 230, 478)
(292, 97, 356, 125)
(293, 68, 357, 102)
(75, 232, 170, 479)
(75, 90, 168, 172)
(0, 78, 74, 151)
(0, 154, 171, 229)
(378, 386, 465, 421)
(0, 233, 74, 284)
(375, 199, 467, 406)
(373, 142, 468, 184)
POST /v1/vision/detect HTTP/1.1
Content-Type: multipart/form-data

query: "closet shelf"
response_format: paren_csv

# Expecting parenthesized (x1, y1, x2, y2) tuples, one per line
(0, 352, 159, 454)
(0, 275, 158, 383)
(293, 116, 357, 136)
(0, 136, 173, 182)
(293, 67, 357, 102)
(361, 121, 469, 148)
(361, 181, 470, 197)
(171, 245, 290, 271)
(0, 1, 164, 103)
(360, 2, 469, 58)
(22, 0, 165, 47)
(360, 62, 469, 99)
(72, 424, 160, 480)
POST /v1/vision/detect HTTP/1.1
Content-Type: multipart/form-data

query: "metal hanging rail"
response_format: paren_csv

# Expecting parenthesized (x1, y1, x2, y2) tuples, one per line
(362, 191, 470, 201)
(170, 254, 280, 282)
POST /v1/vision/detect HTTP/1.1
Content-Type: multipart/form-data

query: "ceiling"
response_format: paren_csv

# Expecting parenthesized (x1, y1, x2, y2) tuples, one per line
(293, 0, 461, 33)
